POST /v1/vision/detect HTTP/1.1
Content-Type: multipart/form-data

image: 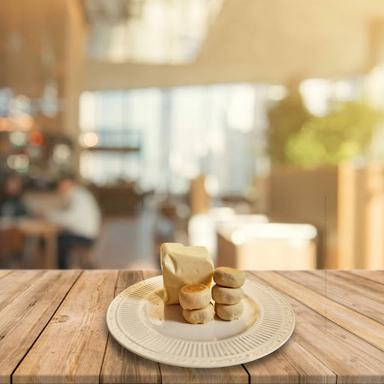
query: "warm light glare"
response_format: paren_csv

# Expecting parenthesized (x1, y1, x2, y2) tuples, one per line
(53, 144, 72, 163)
(9, 131, 27, 146)
(6, 154, 29, 171)
(0, 116, 34, 132)
(86, 0, 223, 64)
(29, 130, 44, 146)
(300, 79, 333, 116)
(267, 85, 287, 101)
(230, 223, 317, 245)
(80, 132, 99, 147)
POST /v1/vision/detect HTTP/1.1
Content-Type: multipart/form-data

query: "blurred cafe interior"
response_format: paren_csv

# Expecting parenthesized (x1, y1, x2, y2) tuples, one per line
(2, 0, 384, 271)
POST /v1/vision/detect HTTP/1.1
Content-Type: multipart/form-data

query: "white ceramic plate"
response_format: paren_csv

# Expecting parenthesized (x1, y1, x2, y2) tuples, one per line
(106, 276, 295, 368)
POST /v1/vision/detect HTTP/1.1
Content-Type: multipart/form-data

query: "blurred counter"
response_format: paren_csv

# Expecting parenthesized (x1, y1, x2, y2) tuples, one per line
(217, 222, 318, 270)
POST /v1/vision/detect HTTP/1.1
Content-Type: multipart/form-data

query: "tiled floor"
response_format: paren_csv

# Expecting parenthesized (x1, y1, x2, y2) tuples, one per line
(93, 210, 160, 270)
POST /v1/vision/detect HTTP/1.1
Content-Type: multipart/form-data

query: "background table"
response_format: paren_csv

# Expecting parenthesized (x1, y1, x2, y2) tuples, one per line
(0, 219, 58, 268)
(0, 270, 383, 383)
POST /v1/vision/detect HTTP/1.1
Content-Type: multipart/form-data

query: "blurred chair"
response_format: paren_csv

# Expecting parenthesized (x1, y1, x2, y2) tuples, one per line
(68, 244, 96, 269)
(0, 227, 25, 268)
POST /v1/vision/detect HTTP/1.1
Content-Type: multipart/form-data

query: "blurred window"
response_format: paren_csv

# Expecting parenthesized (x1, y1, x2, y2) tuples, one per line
(84, 0, 223, 64)
(0, 89, 12, 116)
(79, 84, 269, 194)
(300, 78, 361, 116)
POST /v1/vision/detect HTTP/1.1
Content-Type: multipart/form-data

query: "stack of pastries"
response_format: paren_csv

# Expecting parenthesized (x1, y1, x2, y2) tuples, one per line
(212, 267, 245, 320)
(179, 284, 215, 324)
(160, 243, 245, 324)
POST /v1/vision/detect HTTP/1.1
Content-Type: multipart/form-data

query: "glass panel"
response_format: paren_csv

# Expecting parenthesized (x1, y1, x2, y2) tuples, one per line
(79, 84, 264, 193)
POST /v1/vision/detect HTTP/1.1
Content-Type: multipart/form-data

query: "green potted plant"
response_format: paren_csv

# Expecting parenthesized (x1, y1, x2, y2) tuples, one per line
(266, 91, 382, 268)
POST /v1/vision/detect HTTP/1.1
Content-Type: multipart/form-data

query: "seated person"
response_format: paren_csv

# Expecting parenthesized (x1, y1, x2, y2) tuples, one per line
(0, 173, 29, 219)
(45, 173, 101, 269)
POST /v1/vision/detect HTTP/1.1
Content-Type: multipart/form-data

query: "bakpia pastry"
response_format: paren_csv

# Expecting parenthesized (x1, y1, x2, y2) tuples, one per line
(160, 243, 213, 304)
(212, 285, 243, 305)
(215, 301, 244, 321)
(179, 284, 211, 310)
(213, 267, 245, 288)
(182, 303, 215, 324)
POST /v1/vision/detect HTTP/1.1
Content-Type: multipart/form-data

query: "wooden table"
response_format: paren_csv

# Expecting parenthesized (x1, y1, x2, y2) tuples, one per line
(0, 269, 384, 383)
(17, 219, 58, 268)
(0, 219, 58, 268)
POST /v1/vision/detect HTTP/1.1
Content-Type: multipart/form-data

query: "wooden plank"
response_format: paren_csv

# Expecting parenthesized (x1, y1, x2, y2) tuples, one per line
(350, 270, 384, 285)
(13, 270, 118, 384)
(142, 269, 161, 279)
(0, 270, 81, 384)
(245, 272, 336, 383)
(288, 301, 384, 383)
(244, 335, 335, 384)
(100, 270, 161, 384)
(0, 270, 12, 280)
(249, 272, 384, 383)
(160, 365, 249, 384)
(246, 348, 301, 384)
(250, 271, 384, 351)
(279, 270, 384, 324)
(0, 270, 43, 312)
(279, 341, 336, 384)
(7, 269, 384, 383)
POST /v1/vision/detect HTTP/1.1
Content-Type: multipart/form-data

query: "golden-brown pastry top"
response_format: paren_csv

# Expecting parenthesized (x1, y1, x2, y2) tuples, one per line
(213, 267, 245, 288)
(180, 284, 208, 294)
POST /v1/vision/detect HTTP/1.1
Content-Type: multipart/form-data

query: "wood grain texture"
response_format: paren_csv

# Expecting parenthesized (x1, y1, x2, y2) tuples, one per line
(159, 365, 249, 384)
(0, 270, 81, 384)
(250, 271, 384, 351)
(100, 270, 161, 384)
(0, 270, 42, 312)
(244, 334, 336, 384)
(279, 270, 384, 324)
(13, 270, 118, 384)
(1, 270, 384, 383)
(250, 272, 384, 383)
(0, 270, 12, 280)
(245, 342, 302, 384)
(350, 270, 384, 285)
